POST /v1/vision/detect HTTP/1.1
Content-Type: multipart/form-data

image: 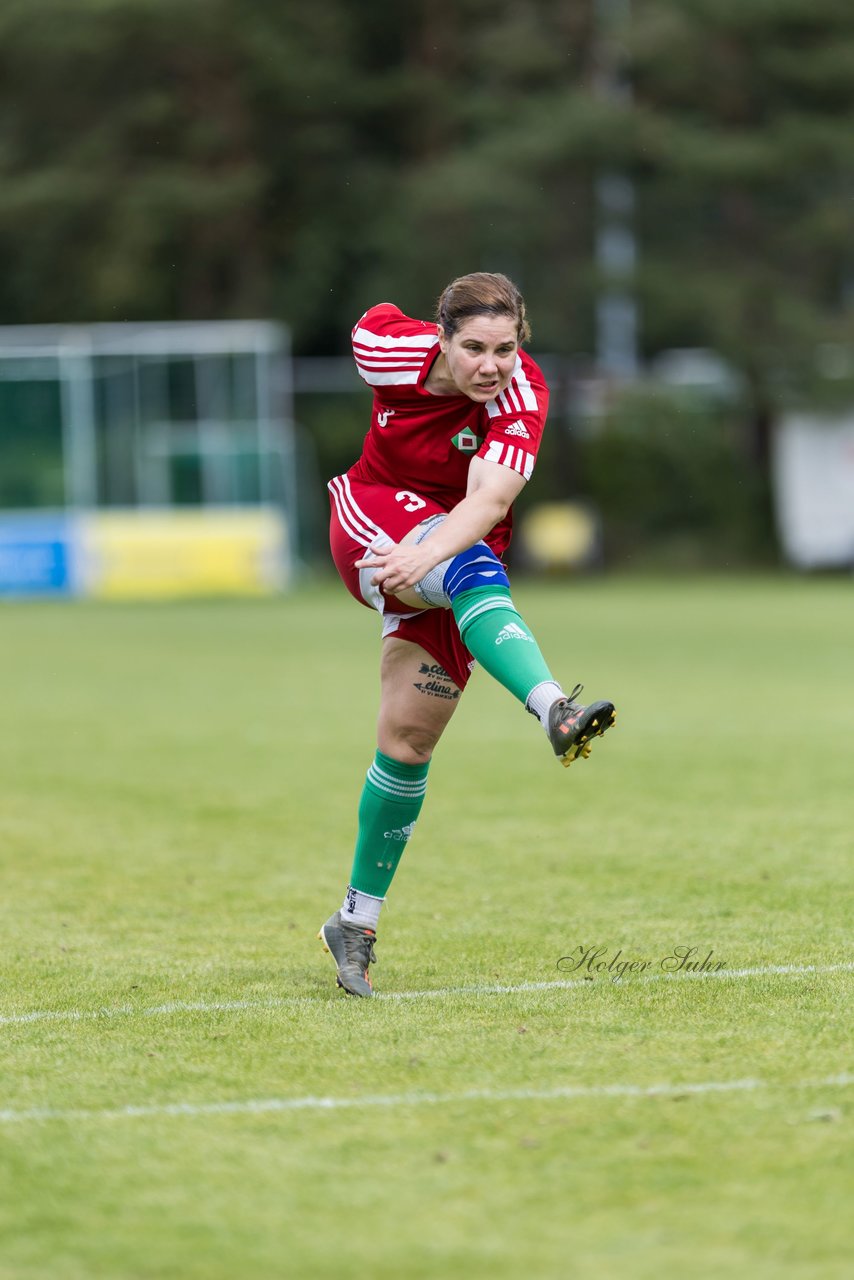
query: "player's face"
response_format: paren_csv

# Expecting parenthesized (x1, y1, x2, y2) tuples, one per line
(439, 315, 519, 402)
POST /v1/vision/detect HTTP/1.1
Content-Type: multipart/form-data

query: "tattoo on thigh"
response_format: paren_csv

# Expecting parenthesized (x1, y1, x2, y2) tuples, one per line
(413, 662, 460, 701)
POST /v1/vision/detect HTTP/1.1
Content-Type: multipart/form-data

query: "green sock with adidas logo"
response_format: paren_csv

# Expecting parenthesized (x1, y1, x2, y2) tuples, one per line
(347, 750, 430, 901)
(451, 585, 557, 705)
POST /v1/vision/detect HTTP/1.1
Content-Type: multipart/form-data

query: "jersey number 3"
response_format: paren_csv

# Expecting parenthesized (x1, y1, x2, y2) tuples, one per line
(395, 490, 427, 513)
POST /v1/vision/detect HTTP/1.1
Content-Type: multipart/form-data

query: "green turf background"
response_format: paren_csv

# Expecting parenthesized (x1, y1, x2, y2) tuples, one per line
(1, 575, 852, 1278)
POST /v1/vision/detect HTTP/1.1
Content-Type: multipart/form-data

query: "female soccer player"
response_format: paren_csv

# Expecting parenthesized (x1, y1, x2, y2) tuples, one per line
(319, 272, 616, 995)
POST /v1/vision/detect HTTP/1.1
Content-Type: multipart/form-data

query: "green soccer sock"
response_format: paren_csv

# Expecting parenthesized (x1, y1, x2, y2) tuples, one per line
(451, 585, 557, 706)
(348, 750, 429, 901)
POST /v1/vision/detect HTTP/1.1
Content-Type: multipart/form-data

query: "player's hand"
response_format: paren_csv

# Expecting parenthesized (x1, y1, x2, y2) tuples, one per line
(355, 543, 429, 594)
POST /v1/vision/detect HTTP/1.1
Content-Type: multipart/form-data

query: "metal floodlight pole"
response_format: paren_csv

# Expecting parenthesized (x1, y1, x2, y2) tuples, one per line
(594, 0, 639, 381)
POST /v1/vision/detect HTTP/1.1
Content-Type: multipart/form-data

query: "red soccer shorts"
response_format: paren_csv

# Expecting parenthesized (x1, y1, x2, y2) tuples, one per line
(327, 472, 475, 690)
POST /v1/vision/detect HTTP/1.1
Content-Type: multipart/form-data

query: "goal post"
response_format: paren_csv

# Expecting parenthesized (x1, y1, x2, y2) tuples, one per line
(0, 320, 297, 598)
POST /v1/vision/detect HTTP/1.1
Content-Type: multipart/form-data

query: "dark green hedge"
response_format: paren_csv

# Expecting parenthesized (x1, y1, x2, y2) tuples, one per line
(577, 387, 777, 568)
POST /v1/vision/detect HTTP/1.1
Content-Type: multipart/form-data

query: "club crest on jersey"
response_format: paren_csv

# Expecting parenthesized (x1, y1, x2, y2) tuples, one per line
(376, 407, 395, 428)
(451, 427, 484, 453)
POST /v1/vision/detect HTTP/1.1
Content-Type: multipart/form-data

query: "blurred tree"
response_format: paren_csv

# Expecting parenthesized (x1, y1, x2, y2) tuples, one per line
(347, 0, 611, 355)
(0, 0, 617, 353)
(0, 0, 363, 327)
(1, 0, 852, 398)
(628, 0, 854, 467)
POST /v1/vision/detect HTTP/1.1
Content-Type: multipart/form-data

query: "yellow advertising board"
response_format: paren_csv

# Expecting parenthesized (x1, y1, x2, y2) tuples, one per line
(78, 508, 289, 600)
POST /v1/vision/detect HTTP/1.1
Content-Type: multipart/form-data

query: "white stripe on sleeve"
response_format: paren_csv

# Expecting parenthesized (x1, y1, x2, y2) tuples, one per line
(512, 367, 539, 411)
(482, 440, 534, 479)
(355, 368, 422, 387)
(352, 327, 438, 352)
(485, 357, 541, 417)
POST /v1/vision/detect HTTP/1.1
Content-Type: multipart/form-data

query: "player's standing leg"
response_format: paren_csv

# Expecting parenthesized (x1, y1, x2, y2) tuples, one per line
(318, 636, 462, 996)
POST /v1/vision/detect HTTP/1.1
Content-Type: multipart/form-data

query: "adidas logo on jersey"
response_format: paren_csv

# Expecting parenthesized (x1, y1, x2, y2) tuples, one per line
(504, 419, 530, 438)
(495, 622, 534, 646)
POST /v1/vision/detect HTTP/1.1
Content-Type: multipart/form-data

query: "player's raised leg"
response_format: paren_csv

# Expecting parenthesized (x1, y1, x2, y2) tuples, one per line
(318, 636, 462, 996)
(403, 521, 616, 768)
(453, 583, 616, 767)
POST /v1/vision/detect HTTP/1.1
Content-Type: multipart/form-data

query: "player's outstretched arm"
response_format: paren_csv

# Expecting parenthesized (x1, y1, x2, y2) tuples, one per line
(357, 458, 524, 597)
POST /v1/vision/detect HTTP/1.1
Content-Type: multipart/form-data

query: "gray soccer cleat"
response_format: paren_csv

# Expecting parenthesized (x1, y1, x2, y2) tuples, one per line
(317, 911, 377, 997)
(548, 683, 616, 768)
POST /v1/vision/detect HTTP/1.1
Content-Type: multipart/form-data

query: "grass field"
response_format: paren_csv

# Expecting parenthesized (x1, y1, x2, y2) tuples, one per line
(1, 573, 852, 1279)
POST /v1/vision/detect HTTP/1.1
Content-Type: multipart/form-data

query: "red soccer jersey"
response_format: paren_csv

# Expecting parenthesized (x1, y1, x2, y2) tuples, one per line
(347, 303, 549, 556)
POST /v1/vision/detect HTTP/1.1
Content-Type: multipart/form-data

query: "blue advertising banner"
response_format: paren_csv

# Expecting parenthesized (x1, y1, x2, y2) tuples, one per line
(0, 507, 290, 599)
(0, 513, 73, 597)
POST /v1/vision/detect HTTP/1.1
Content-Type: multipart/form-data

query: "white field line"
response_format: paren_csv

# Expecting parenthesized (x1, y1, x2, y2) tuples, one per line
(1, 1073, 852, 1127)
(2, 960, 852, 1029)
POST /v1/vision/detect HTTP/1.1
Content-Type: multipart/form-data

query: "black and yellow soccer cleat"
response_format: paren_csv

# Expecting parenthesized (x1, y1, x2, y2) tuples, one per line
(548, 684, 616, 769)
(317, 911, 377, 997)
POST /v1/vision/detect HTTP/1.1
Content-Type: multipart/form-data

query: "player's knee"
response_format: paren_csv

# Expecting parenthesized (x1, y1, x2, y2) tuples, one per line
(412, 518, 509, 607)
(379, 724, 439, 765)
(442, 543, 510, 600)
